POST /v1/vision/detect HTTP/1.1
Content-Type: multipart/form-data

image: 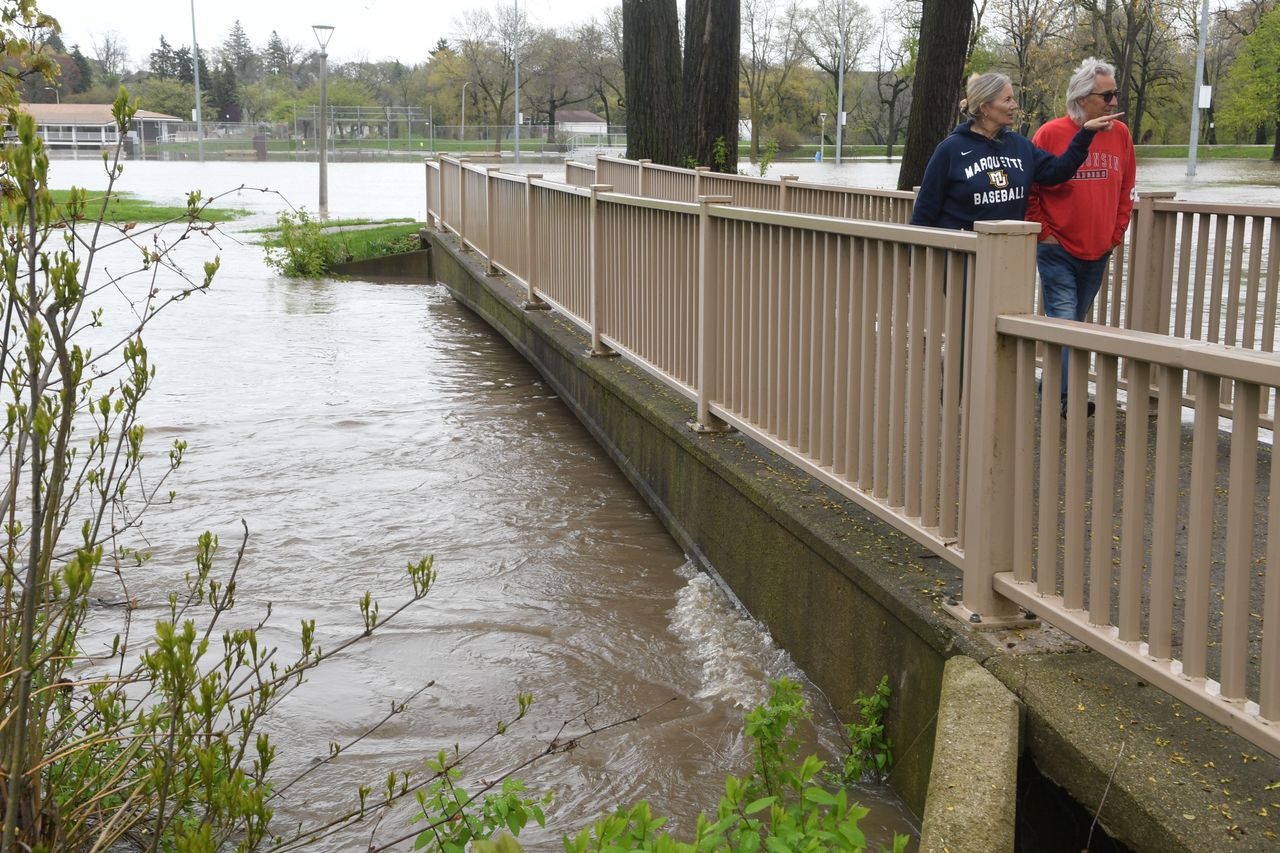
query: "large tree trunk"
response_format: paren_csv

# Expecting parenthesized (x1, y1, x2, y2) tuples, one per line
(684, 0, 741, 172)
(622, 0, 685, 165)
(897, 1, 973, 191)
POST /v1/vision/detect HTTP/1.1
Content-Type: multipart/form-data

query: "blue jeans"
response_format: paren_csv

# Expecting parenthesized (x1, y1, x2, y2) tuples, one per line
(1038, 242, 1111, 402)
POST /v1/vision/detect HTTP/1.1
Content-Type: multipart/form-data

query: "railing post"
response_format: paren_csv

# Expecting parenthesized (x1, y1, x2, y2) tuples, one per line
(779, 175, 798, 212)
(692, 195, 735, 433)
(458, 161, 468, 248)
(1127, 191, 1177, 333)
(694, 166, 710, 199)
(522, 173, 547, 310)
(637, 159, 651, 197)
(424, 160, 435, 230)
(588, 184, 615, 356)
(960, 221, 1040, 623)
(485, 166, 501, 274)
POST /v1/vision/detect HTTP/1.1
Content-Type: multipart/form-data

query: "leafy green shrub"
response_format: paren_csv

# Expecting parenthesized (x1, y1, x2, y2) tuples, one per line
(554, 678, 908, 852)
(264, 207, 343, 277)
(838, 676, 894, 785)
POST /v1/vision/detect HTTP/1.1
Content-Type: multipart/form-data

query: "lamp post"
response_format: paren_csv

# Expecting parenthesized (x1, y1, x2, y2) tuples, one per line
(819, 112, 827, 161)
(835, 0, 846, 165)
(1186, 0, 1211, 177)
(313, 24, 334, 217)
(461, 81, 471, 144)
(190, 0, 204, 161)
(513, 0, 521, 164)
(43, 86, 58, 104)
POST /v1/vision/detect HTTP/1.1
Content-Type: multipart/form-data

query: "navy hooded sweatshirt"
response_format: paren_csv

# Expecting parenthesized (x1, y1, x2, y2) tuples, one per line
(909, 120, 1097, 231)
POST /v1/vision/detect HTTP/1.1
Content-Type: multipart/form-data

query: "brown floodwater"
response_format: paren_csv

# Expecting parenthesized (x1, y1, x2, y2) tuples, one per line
(53, 159, 920, 849)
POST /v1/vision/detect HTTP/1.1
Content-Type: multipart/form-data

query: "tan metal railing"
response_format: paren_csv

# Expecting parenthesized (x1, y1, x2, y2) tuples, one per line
(991, 316, 1280, 754)
(565, 161, 596, 189)
(424, 156, 1280, 757)
(585, 155, 915, 220)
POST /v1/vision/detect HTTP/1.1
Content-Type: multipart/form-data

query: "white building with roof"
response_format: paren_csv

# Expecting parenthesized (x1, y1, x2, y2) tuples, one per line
(16, 103, 183, 151)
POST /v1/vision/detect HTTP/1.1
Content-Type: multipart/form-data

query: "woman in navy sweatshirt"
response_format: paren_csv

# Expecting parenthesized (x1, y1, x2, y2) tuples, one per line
(910, 72, 1124, 230)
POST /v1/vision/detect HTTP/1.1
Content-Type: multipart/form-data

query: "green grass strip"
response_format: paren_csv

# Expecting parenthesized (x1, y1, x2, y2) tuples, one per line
(49, 189, 251, 223)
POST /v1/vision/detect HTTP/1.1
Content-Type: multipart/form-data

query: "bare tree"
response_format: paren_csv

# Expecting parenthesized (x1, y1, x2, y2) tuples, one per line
(452, 5, 526, 147)
(741, 0, 808, 161)
(1074, 0, 1156, 115)
(866, 6, 918, 156)
(572, 13, 625, 127)
(801, 0, 877, 150)
(89, 30, 128, 80)
(991, 0, 1077, 133)
(523, 30, 597, 142)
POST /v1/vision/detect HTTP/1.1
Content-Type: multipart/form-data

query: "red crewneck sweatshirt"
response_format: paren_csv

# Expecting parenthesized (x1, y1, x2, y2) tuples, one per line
(1027, 116, 1136, 261)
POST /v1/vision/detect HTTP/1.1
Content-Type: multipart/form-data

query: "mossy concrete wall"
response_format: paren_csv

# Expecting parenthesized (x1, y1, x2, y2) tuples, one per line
(427, 230, 1280, 851)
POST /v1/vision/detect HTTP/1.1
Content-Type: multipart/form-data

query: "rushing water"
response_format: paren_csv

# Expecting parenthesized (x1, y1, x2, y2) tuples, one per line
(47, 157, 919, 849)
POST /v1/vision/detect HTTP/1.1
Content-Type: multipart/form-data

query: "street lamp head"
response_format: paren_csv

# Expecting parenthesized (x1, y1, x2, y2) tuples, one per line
(312, 24, 335, 51)
(819, 112, 827, 121)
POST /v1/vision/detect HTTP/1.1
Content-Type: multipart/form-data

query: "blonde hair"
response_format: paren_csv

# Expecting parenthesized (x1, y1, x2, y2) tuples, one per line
(959, 72, 1012, 121)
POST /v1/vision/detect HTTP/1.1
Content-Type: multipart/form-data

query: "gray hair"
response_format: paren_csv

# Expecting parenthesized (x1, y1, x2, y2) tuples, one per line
(959, 72, 1012, 121)
(1065, 57, 1117, 122)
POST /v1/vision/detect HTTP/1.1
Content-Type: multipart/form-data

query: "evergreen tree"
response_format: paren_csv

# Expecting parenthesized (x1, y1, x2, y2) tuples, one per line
(69, 44, 92, 92)
(42, 28, 64, 53)
(263, 30, 289, 76)
(222, 19, 257, 78)
(174, 46, 211, 87)
(208, 58, 241, 121)
(149, 35, 178, 78)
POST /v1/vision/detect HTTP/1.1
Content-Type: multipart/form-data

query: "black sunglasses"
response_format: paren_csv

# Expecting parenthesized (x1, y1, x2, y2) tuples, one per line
(1090, 90, 1120, 102)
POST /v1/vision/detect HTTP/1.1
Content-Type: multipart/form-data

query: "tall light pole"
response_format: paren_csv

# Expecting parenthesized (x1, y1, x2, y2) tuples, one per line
(819, 112, 827, 161)
(1187, 0, 1211, 177)
(835, 0, 846, 165)
(313, 24, 334, 217)
(190, 0, 204, 161)
(461, 81, 471, 144)
(43, 86, 58, 104)
(513, 0, 521, 164)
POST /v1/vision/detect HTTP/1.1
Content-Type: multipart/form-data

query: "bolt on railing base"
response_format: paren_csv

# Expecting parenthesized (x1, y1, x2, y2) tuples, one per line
(942, 598, 1041, 631)
(586, 346, 620, 359)
(686, 417, 734, 435)
(521, 299, 550, 311)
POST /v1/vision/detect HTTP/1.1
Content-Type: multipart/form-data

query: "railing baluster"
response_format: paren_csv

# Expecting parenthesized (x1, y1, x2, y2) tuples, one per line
(1152, 366, 1177, 655)
(1089, 354, 1119, 626)
(1063, 347, 1089, 611)
(1264, 425, 1280, 722)
(1013, 338, 1035, 583)
(1037, 344, 1063, 597)
(1222, 380, 1259, 701)
(1183, 372, 1221, 681)
(1119, 361, 1151, 643)
(921, 249, 944, 529)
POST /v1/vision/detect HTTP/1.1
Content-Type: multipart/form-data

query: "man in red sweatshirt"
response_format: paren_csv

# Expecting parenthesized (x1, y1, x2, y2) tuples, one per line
(1028, 57, 1136, 417)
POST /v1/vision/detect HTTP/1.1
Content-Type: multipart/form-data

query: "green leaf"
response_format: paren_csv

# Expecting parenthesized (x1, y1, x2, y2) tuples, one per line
(744, 796, 777, 814)
(802, 787, 837, 806)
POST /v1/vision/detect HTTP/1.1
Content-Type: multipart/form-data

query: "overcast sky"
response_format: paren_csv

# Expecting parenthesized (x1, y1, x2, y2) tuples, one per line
(42, 0, 612, 67)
